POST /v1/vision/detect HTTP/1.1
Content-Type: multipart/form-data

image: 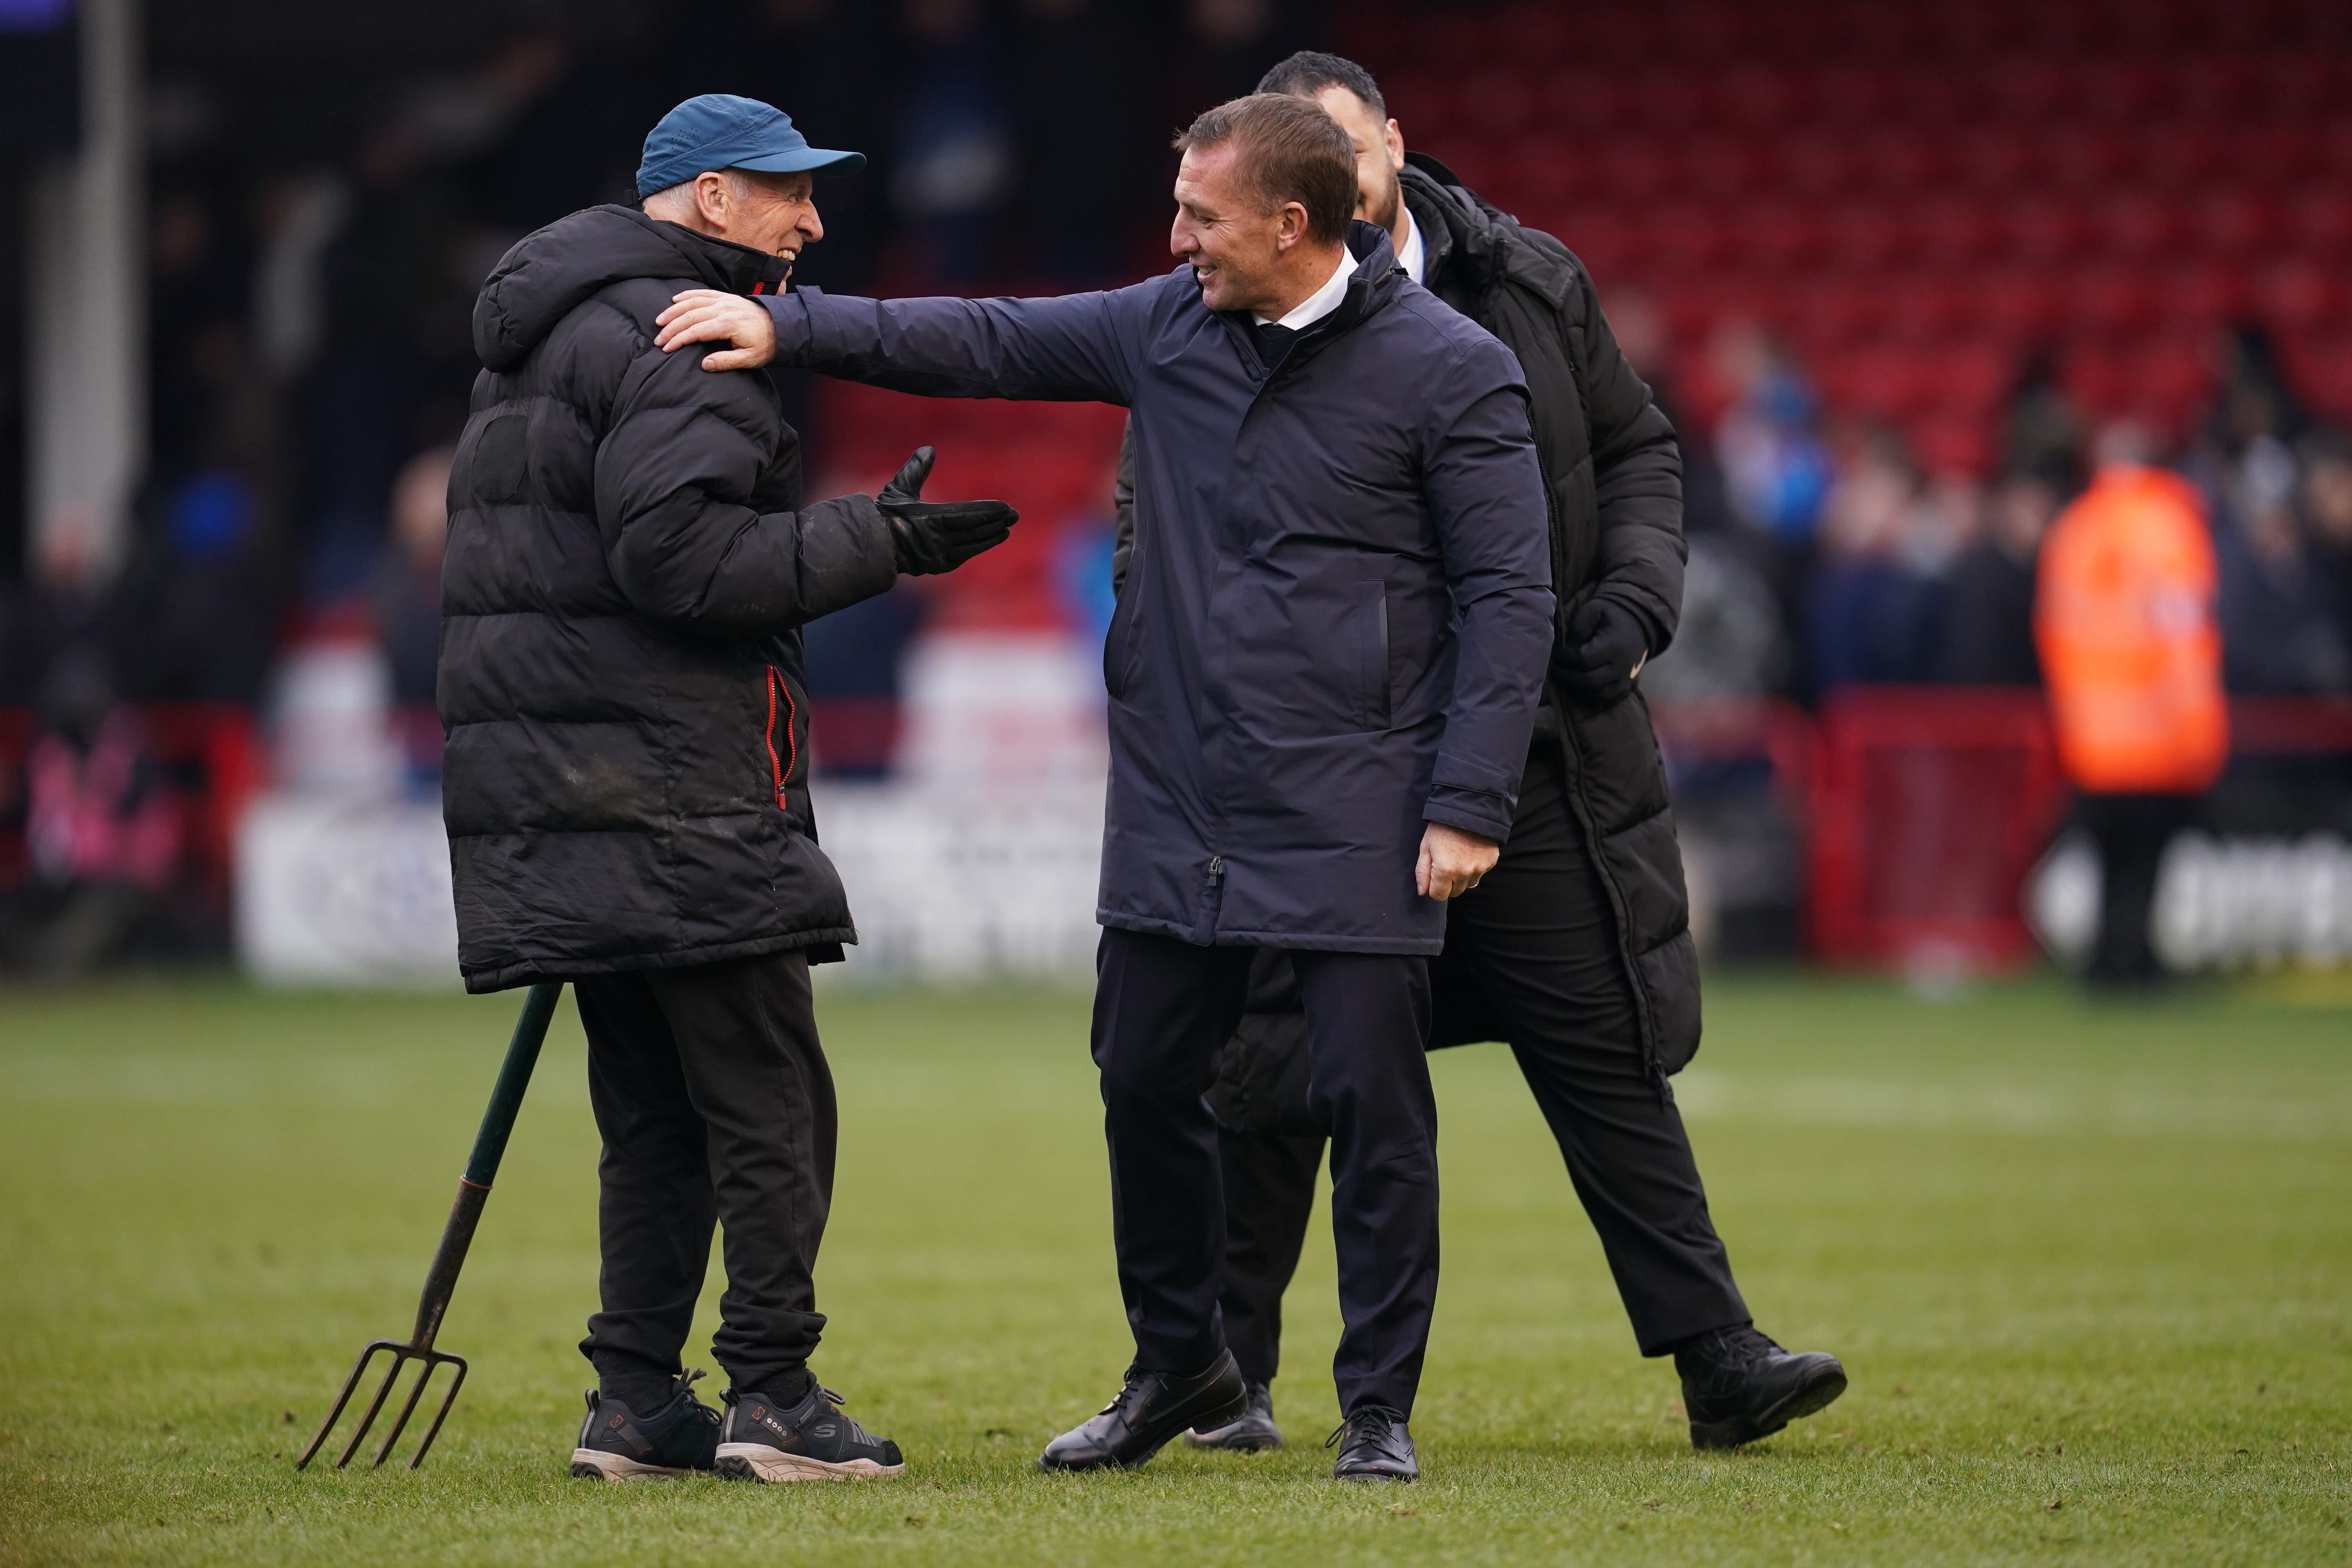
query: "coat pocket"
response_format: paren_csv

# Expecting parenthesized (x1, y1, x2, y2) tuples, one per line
(1353, 578, 1392, 731)
(764, 665, 797, 810)
(1102, 583, 1141, 701)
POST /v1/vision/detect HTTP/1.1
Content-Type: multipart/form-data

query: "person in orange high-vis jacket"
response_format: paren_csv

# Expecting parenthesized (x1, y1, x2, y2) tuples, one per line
(2035, 431, 2226, 985)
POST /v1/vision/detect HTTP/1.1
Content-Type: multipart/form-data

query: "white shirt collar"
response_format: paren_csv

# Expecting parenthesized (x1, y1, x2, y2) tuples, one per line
(1255, 246, 1355, 330)
(1395, 208, 1425, 285)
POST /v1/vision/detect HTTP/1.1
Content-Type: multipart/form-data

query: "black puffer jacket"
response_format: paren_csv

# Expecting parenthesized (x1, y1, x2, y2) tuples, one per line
(1140, 155, 1700, 1087)
(441, 205, 898, 992)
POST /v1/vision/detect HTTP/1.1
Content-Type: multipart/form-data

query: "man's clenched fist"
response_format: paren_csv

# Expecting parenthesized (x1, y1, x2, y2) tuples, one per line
(1417, 822, 1499, 901)
(655, 289, 777, 371)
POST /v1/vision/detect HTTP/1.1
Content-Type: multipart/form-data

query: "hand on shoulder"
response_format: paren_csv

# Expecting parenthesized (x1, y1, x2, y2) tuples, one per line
(654, 289, 777, 371)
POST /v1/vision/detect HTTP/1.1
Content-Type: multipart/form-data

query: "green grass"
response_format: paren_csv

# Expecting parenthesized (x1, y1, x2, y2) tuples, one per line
(0, 971, 2347, 1565)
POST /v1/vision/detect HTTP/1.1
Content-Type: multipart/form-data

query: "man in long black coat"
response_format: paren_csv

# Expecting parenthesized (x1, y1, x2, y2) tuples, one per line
(442, 96, 1019, 1483)
(1150, 54, 1847, 1457)
(662, 93, 1556, 1481)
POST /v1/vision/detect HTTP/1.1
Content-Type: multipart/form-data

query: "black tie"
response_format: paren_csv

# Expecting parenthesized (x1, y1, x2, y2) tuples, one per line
(1254, 321, 1297, 369)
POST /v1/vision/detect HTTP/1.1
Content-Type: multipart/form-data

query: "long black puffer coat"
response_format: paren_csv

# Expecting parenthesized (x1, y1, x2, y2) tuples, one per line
(440, 205, 898, 993)
(1135, 155, 1700, 1087)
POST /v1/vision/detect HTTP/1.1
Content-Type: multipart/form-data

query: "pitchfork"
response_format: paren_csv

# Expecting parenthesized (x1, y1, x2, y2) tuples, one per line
(296, 983, 563, 1471)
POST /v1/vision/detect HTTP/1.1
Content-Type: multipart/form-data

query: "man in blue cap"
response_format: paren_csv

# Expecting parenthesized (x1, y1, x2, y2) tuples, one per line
(443, 94, 1020, 1485)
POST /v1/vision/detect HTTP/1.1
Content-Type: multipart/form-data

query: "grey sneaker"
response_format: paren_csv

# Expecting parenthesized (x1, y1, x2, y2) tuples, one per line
(568, 1369, 721, 1481)
(715, 1381, 906, 1481)
(1184, 1378, 1282, 1451)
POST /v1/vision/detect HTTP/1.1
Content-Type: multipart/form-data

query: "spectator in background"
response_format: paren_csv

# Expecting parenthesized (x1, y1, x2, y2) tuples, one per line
(1940, 471, 2059, 686)
(369, 446, 455, 707)
(2036, 421, 2227, 989)
(2216, 433, 2349, 695)
(1013, 0, 1153, 284)
(4, 651, 181, 978)
(115, 471, 281, 706)
(1807, 425, 1944, 693)
(1713, 322, 1833, 547)
(2299, 430, 2352, 648)
(1711, 322, 1831, 695)
(891, 0, 1013, 283)
(0, 525, 114, 709)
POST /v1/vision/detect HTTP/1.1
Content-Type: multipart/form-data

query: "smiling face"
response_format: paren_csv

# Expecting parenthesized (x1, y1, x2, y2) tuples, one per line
(1170, 141, 1302, 316)
(671, 168, 824, 274)
(1310, 84, 1405, 239)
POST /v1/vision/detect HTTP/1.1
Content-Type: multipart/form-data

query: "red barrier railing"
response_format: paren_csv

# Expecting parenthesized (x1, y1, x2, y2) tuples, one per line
(0, 703, 260, 902)
(1652, 690, 2352, 972)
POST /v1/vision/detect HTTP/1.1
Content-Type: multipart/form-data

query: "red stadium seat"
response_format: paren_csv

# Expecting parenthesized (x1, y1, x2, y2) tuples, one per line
(2162, 261, 2250, 333)
(2083, 191, 2183, 261)
(1950, 127, 2042, 192)
(2140, 124, 2225, 187)
(2003, 195, 2096, 264)
(1912, 197, 2004, 265)
(2252, 256, 2347, 334)
(1971, 266, 2065, 342)
(2067, 267, 2166, 336)
(2187, 187, 2280, 260)
(2281, 186, 2352, 255)
(1911, 412, 1994, 477)
(2041, 125, 2137, 189)
(1458, 68, 1537, 138)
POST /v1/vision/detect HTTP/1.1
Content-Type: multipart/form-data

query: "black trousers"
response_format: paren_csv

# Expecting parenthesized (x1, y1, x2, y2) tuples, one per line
(1217, 741, 1749, 1382)
(2076, 791, 2196, 985)
(572, 949, 835, 1398)
(1093, 927, 1438, 1416)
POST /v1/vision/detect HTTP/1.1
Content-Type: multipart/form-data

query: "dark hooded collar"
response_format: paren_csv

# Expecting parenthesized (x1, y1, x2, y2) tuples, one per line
(473, 204, 792, 372)
(1398, 153, 1576, 312)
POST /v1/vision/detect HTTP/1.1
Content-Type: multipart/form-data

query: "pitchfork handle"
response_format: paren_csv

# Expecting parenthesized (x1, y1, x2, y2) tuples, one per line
(408, 983, 564, 1351)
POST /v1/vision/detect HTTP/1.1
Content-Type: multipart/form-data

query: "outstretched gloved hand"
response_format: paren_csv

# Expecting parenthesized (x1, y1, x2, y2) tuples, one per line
(1553, 597, 1650, 708)
(875, 447, 1019, 575)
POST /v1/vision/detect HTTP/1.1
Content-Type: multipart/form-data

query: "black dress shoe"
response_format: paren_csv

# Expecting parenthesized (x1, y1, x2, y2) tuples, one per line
(1674, 1324, 1847, 1450)
(1038, 1350, 1248, 1472)
(1326, 1405, 1416, 1481)
(1184, 1378, 1281, 1451)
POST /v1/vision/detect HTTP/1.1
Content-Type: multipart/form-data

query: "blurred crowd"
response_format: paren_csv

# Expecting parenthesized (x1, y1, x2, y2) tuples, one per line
(6, 0, 2352, 976)
(1628, 303, 2352, 706)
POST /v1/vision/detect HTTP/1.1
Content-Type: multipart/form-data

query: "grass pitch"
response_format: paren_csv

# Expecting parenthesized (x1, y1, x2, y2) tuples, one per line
(0, 970, 2346, 1566)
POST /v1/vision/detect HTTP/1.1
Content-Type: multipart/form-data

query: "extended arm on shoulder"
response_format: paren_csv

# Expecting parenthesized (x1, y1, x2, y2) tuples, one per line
(758, 283, 1150, 404)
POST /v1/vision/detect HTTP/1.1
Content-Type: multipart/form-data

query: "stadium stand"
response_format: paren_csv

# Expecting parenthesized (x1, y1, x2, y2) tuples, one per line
(1336, 0, 2352, 470)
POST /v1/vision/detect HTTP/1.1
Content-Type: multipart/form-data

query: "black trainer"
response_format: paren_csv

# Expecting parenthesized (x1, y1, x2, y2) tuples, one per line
(1184, 1378, 1282, 1452)
(1038, 1348, 1248, 1472)
(569, 1369, 722, 1481)
(1327, 1405, 1417, 1481)
(715, 1381, 906, 1481)
(1674, 1324, 1847, 1450)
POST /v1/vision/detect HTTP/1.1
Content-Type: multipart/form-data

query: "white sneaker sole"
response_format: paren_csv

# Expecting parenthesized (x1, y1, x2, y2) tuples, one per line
(569, 1447, 692, 1481)
(713, 1442, 907, 1482)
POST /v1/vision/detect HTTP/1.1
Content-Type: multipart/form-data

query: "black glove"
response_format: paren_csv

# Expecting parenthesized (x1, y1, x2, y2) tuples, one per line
(1553, 596, 1650, 708)
(875, 446, 1019, 575)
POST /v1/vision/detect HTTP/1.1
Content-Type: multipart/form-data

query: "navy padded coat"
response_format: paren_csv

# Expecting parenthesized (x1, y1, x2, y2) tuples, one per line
(767, 223, 1554, 954)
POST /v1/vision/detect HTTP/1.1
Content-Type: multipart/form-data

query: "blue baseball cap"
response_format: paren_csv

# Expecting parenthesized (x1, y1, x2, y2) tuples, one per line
(635, 94, 865, 199)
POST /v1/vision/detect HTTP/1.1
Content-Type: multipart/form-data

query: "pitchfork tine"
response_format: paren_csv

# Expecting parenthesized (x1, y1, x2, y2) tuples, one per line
(296, 1341, 388, 1469)
(294, 985, 562, 1473)
(371, 1357, 441, 1468)
(406, 1356, 470, 1470)
(334, 1344, 407, 1468)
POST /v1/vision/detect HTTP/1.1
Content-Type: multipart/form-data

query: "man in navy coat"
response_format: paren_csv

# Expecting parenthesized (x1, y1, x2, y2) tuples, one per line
(656, 93, 1554, 1483)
